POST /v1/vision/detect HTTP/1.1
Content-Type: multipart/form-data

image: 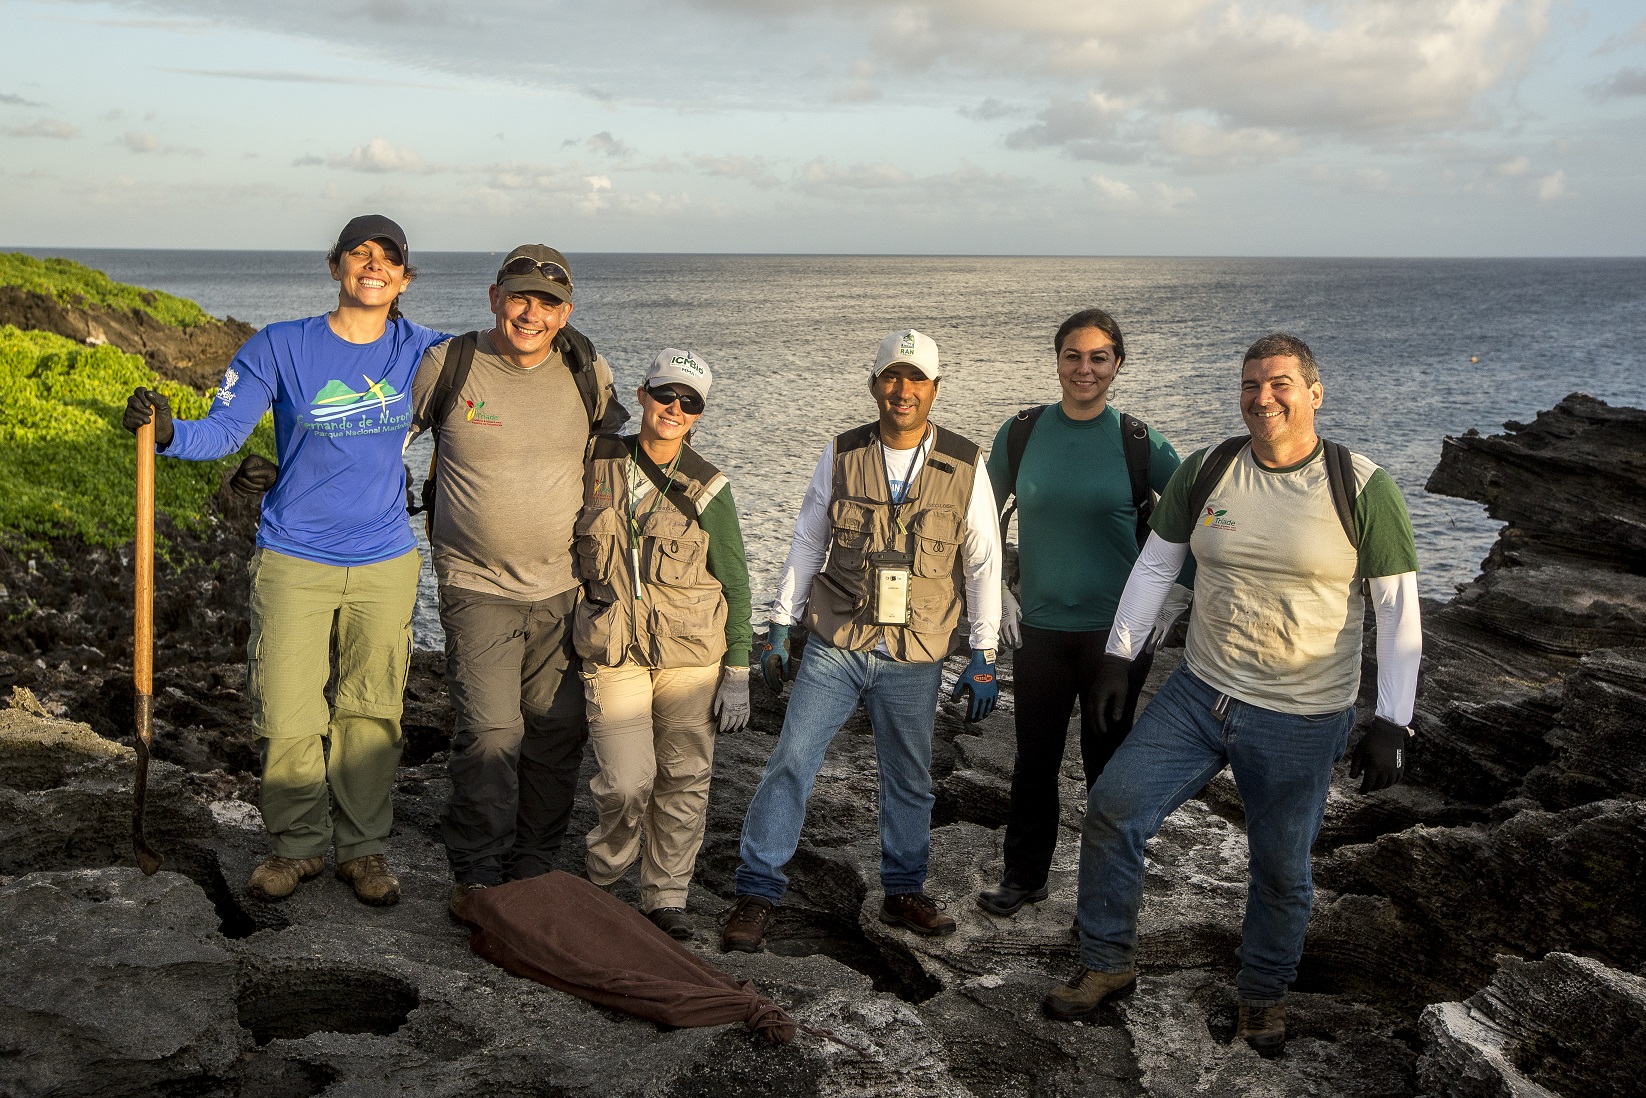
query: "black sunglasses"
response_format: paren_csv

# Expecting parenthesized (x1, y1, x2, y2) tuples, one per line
(645, 384, 705, 415)
(496, 256, 573, 289)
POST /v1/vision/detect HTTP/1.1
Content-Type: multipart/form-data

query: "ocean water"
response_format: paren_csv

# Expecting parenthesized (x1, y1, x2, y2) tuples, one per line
(25, 249, 1646, 647)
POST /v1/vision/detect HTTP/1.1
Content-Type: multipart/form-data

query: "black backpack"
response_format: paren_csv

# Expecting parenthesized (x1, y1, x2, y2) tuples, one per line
(1186, 436, 1360, 550)
(412, 323, 628, 533)
(997, 406, 1155, 550)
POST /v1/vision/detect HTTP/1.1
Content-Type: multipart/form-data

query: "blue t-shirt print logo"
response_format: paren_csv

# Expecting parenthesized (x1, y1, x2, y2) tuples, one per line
(306, 374, 412, 437)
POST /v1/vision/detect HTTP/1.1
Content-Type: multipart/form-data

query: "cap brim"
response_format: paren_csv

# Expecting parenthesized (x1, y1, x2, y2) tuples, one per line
(496, 276, 571, 302)
(873, 358, 941, 380)
(338, 234, 408, 261)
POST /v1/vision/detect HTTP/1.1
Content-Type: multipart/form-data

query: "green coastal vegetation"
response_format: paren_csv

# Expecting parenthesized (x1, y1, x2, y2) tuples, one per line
(0, 325, 271, 549)
(0, 252, 212, 329)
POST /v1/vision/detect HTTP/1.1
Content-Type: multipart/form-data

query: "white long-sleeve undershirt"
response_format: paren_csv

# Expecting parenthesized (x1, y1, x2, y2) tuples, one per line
(1106, 534, 1421, 726)
(770, 433, 1002, 653)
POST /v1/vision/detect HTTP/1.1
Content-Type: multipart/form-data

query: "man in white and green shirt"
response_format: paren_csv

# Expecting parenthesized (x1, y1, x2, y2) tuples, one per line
(1043, 333, 1422, 1058)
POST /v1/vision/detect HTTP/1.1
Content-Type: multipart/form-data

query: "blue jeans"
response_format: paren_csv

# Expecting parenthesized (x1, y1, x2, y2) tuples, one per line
(1077, 665, 1353, 1005)
(735, 637, 945, 901)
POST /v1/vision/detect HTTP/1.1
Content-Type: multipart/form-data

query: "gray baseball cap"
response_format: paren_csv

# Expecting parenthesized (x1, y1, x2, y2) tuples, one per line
(495, 244, 573, 303)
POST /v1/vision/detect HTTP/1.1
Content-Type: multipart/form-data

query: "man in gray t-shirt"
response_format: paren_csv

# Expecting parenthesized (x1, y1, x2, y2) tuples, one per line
(406, 245, 627, 910)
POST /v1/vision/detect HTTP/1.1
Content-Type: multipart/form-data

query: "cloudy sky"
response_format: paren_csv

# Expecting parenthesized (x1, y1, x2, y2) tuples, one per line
(2, 0, 1643, 254)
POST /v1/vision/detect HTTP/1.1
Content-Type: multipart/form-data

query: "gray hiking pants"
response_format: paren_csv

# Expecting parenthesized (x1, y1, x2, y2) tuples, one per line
(439, 585, 589, 885)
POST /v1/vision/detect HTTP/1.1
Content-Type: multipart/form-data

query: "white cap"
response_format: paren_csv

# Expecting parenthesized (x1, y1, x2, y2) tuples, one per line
(644, 347, 712, 398)
(872, 329, 941, 380)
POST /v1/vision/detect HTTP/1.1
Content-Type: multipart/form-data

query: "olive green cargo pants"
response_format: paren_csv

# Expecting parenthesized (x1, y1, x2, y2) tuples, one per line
(247, 548, 420, 862)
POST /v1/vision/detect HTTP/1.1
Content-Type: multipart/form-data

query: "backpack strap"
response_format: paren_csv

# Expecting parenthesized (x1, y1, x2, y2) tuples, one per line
(1321, 439, 1360, 550)
(413, 332, 479, 526)
(997, 405, 1048, 545)
(1186, 436, 1250, 529)
(558, 322, 631, 435)
(1119, 412, 1153, 549)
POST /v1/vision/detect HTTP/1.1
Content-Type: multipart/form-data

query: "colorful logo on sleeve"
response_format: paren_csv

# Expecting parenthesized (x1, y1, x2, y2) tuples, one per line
(1201, 506, 1237, 531)
(304, 374, 412, 437)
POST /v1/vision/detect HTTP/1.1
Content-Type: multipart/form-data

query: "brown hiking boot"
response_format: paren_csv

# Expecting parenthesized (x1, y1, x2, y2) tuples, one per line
(247, 855, 325, 901)
(448, 882, 487, 921)
(336, 854, 400, 906)
(879, 892, 956, 937)
(1042, 966, 1137, 1021)
(1236, 1003, 1286, 1056)
(719, 895, 773, 953)
(647, 907, 694, 941)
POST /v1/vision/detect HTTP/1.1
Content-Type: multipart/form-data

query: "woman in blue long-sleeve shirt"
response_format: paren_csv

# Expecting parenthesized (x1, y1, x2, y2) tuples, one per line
(123, 214, 448, 907)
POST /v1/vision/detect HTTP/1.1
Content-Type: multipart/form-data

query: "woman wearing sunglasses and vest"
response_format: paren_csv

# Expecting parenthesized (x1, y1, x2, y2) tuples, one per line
(120, 214, 448, 907)
(572, 348, 753, 939)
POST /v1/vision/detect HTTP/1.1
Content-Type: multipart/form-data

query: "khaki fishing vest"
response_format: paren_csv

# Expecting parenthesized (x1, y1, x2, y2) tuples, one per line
(804, 422, 980, 663)
(573, 436, 729, 670)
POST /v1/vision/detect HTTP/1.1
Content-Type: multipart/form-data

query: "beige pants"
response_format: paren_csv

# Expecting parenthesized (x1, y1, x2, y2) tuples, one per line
(582, 659, 720, 911)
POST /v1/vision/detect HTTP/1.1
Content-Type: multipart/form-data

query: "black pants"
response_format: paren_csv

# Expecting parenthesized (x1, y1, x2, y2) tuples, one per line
(439, 585, 589, 885)
(1001, 623, 1153, 890)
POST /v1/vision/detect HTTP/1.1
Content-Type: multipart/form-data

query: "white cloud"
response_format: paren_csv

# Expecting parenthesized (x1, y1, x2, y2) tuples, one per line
(2, 117, 78, 138)
(1494, 155, 1531, 177)
(797, 158, 914, 192)
(1087, 173, 1197, 212)
(580, 131, 634, 157)
(1592, 67, 1646, 99)
(689, 154, 782, 188)
(326, 137, 438, 173)
(0, 92, 48, 107)
(1537, 169, 1566, 200)
(120, 131, 201, 155)
(833, 59, 881, 102)
(1157, 119, 1300, 173)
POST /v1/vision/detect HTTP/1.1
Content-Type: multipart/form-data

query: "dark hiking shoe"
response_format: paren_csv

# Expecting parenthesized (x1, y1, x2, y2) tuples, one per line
(647, 907, 694, 940)
(1042, 966, 1137, 1021)
(719, 895, 773, 953)
(448, 882, 487, 920)
(1236, 1003, 1286, 1057)
(336, 854, 400, 906)
(246, 855, 324, 901)
(976, 880, 1050, 917)
(879, 892, 957, 936)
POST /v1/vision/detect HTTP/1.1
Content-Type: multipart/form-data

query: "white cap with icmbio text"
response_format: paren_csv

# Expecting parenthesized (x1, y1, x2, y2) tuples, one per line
(645, 347, 712, 398)
(873, 329, 941, 380)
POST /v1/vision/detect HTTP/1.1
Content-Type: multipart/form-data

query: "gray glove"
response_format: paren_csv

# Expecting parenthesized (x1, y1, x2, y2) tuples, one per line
(713, 665, 751, 733)
(1000, 583, 1022, 650)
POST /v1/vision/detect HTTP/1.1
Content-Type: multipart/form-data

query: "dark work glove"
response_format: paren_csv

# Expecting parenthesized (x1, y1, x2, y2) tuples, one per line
(122, 387, 174, 447)
(753, 622, 792, 693)
(228, 454, 279, 496)
(1094, 654, 1134, 733)
(1349, 716, 1413, 794)
(949, 649, 998, 723)
(404, 463, 416, 513)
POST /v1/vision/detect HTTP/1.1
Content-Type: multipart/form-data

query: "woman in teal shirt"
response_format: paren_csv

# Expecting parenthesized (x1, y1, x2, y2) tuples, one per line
(978, 308, 1190, 918)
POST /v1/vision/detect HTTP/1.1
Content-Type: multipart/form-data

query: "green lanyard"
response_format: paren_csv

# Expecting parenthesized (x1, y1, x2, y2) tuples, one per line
(627, 442, 682, 600)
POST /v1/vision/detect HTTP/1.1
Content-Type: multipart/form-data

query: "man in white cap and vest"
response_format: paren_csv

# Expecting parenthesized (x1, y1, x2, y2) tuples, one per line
(721, 329, 1003, 952)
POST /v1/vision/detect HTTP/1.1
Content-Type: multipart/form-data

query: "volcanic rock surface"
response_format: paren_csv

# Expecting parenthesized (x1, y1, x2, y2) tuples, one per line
(2, 393, 1643, 1096)
(0, 283, 256, 392)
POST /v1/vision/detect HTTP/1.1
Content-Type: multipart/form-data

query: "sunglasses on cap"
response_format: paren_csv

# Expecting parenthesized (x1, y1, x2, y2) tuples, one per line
(496, 256, 574, 289)
(645, 384, 705, 415)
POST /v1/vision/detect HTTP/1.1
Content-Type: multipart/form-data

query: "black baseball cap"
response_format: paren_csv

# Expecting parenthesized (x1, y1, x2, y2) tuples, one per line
(334, 214, 409, 263)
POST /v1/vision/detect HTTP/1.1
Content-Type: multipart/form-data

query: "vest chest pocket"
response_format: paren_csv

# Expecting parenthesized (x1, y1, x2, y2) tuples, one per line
(640, 509, 708, 588)
(827, 499, 878, 573)
(909, 507, 963, 578)
(575, 507, 625, 593)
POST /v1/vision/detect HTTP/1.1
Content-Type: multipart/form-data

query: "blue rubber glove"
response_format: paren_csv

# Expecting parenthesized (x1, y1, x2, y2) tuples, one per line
(753, 622, 792, 693)
(949, 649, 998, 723)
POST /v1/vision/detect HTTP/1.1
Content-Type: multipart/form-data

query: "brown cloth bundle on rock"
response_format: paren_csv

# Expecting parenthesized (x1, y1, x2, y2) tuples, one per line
(458, 871, 808, 1045)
